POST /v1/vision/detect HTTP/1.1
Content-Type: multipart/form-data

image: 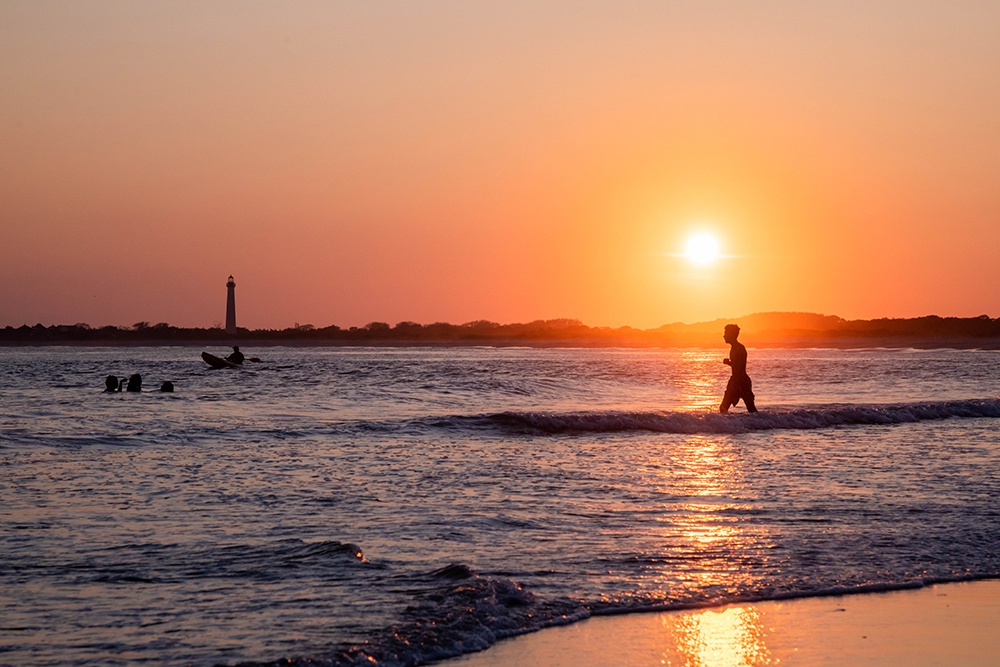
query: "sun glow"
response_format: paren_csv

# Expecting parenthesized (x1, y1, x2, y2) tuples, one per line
(685, 233, 721, 265)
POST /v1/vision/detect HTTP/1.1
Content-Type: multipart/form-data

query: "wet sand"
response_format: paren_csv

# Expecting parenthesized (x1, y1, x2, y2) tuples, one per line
(445, 579, 1000, 667)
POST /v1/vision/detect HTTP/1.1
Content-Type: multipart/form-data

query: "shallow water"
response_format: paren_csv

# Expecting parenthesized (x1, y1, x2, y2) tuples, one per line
(1, 346, 999, 665)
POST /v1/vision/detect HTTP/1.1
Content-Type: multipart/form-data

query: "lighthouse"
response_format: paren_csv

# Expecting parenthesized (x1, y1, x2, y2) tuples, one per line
(225, 275, 237, 333)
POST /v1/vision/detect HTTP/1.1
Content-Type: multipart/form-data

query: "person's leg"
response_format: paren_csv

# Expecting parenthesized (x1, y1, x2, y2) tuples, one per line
(744, 377, 758, 413)
(720, 378, 736, 413)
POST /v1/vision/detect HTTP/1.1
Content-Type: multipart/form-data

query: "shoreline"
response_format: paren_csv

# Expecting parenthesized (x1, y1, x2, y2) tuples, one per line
(4, 336, 1000, 350)
(444, 579, 1000, 667)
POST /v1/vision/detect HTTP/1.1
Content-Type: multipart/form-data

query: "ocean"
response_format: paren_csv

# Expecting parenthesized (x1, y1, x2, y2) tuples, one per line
(1, 345, 999, 666)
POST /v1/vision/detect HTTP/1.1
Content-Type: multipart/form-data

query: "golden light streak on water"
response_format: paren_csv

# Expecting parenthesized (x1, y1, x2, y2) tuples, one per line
(650, 434, 771, 596)
(677, 351, 725, 412)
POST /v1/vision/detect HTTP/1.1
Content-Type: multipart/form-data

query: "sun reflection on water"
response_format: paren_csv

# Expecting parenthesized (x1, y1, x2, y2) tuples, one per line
(650, 429, 777, 665)
(677, 351, 724, 411)
(648, 434, 777, 598)
(663, 606, 773, 667)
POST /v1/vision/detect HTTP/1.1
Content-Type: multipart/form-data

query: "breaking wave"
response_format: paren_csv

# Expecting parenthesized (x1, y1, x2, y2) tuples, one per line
(429, 398, 1000, 435)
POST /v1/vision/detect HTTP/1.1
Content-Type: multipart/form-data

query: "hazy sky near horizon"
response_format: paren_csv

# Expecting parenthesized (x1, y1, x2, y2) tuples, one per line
(3, 1, 999, 329)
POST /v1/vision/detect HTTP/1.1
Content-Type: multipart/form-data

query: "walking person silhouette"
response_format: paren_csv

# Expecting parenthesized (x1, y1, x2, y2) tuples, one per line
(720, 324, 758, 414)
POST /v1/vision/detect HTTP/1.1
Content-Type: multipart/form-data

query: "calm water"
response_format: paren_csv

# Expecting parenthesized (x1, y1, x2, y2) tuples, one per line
(1, 346, 999, 666)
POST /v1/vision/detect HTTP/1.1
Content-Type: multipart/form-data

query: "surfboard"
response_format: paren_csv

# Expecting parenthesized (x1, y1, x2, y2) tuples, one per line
(201, 351, 242, 369)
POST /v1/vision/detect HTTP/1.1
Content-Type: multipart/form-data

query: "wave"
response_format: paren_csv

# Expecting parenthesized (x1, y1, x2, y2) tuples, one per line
(10, 399, 999, 450)
(8, 539, 375, 586)
(427, 398, 1000, 435)
(252, 568, 1000, 667)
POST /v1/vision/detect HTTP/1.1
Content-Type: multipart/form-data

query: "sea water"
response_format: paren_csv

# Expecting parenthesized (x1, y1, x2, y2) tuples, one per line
(1, 346, 998, 666)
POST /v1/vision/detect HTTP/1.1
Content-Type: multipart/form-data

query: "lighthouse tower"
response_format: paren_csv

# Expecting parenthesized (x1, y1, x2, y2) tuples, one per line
(225, 275, 237, 333)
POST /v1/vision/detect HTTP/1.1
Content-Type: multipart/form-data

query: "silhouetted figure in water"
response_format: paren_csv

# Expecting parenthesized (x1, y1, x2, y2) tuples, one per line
(105, 375, 122, 392)
(226, 346, 245, 365)
(125, 373, 142, 392)
(160, 381, 174, 392)
(720, 324, 757, 414)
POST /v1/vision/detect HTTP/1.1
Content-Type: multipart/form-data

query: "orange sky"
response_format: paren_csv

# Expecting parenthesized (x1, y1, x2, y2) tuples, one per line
(2, 2, 999, 330)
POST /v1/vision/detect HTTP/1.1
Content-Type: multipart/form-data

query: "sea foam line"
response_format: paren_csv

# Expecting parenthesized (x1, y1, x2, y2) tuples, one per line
(449, 398, 1000, 435)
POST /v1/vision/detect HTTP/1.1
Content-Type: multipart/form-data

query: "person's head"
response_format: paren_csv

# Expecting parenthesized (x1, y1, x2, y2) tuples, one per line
(723, 323, 740, 344)
(160, 381, 174, 393)
(104, 375, 119, 392)
(232, 346, 240, 352)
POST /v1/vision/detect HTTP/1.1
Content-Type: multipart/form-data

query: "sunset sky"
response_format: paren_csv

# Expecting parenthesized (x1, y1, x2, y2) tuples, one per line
(3, 1, 999, 330)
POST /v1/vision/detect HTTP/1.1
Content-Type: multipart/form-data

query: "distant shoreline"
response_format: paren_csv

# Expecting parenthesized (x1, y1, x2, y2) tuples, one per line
(4, 336, 1000, 350)
(5, 313, 1000, 350)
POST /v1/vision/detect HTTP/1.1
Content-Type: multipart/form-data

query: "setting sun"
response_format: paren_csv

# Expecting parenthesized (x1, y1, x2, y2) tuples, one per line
(685, 233, 721, 265)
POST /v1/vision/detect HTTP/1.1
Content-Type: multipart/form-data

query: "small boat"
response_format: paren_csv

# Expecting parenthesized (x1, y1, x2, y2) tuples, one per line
(201, 351, 242, 369)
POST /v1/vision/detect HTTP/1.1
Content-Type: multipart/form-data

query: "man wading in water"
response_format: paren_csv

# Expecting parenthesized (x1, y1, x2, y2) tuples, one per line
(720, 324, 758, 414)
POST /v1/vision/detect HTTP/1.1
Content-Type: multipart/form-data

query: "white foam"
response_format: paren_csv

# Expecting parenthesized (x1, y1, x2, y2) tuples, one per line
(486, 398, 1000, 435)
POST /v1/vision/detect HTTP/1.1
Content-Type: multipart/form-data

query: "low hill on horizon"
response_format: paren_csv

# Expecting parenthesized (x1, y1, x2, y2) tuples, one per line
(4, 312, 1000, 348)
(653, 311, 999, 347)
(657, 311, 848, 335)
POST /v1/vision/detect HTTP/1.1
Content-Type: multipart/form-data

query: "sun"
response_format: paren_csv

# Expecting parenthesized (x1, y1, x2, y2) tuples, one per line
(685, 232, 720, 265)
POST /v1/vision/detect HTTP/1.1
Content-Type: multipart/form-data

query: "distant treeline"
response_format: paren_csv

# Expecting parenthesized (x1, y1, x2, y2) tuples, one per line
(4, 313, 1000, 347)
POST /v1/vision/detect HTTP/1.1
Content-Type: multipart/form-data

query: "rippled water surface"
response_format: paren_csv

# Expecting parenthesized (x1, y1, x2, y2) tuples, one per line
(1, 346, 999, 665)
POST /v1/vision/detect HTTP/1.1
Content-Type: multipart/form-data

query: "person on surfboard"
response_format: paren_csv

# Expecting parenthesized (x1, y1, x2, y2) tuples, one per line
(720, 324, 758, 414)
(226, 346, 245, 365)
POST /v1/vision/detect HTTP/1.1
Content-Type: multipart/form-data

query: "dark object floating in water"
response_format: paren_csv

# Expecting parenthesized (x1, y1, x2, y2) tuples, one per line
(160, 381, 174, 392)
(202, 352, 242, 369)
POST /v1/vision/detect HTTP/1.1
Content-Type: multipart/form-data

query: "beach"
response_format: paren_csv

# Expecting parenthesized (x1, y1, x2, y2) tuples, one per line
(447, 580, 1000, 667)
